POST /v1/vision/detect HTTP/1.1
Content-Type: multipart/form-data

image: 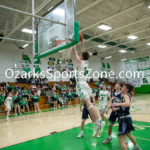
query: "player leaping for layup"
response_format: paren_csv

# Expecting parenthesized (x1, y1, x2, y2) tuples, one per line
(72, 33, 102, 137)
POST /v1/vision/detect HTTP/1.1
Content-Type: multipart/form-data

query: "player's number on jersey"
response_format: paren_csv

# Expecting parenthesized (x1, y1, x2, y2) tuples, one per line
(84, 67, 88, 75)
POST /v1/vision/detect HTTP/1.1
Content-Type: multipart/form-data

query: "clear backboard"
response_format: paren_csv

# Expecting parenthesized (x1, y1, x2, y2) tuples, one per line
(36, 0, 79, 59)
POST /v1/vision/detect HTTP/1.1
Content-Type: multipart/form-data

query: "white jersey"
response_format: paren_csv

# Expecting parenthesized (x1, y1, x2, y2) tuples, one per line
(75, 60, 91, 101)
(76, 60, 89, 82)
(99, 90, 110, 106)
(5, 96, 12, 111)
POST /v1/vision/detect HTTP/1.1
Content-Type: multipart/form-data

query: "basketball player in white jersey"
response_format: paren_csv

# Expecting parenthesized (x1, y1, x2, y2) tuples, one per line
(72, 33, 101, 137)
(98, 84, 110, 135)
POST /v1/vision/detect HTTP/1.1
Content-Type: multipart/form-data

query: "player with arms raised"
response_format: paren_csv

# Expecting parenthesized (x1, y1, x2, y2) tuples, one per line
(72, 33, 101, 137)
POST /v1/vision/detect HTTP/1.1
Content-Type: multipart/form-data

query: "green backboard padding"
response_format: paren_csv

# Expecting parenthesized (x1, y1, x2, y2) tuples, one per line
(106, 41, 117, 46)
(127, 47, 136, 51)
(36, 21, 79, 59)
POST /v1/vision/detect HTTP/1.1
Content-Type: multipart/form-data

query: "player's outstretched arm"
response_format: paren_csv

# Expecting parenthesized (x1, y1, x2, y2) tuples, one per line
(72, 46, 81, 64)
(79, 33, 85, 53)
(80, 39, 85, 53)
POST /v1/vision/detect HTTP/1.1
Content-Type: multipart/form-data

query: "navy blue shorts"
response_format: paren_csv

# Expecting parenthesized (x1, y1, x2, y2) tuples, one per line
(118, 117, 135, 135)
(82, 107, 90, 120)
(109, 111, 118, 124)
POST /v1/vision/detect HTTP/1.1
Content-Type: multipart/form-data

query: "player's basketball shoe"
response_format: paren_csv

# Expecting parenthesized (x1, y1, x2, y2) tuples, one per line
(77, 131, 84, 138)
(103, 137, 112, 144)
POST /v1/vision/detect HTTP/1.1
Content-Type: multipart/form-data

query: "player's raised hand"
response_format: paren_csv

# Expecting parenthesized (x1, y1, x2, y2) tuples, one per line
(79, 33, 84, 42)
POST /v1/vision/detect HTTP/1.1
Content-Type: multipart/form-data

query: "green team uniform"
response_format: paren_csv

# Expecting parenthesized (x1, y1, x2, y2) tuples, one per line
(31, 96, 40, 103)
(0, 95, 5, 106)
(51, 94, 59, 101)
(67, 93, 73, 101)
(73, 92, 78, 98)
(56, 94, 59, 101)
(20, 100, 27, 106)
(13, 96, 19, 106)
(18, 95, 23, 100)
(62, 86, 67, 91)
(23, 90, 29, 95)
(95, 81, 100, 86)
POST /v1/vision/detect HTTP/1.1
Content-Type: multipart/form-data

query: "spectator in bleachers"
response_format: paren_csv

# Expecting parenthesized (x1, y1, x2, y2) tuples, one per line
(0, 92, 5, 113)
(13, 91, 21, 115)
(48, 96, 54, 109)
(19, 93, 29, 113)
(51, 91, 58, 110)
(61, 91, 66, 108)
(31, 92, 41, 112)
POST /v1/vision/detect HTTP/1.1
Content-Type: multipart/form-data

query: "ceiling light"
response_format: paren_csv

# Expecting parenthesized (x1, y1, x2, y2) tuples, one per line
(89, 53, 92, 55)
(119, 49, 127, 53)
(105, 56, 112, 59)
(148, 6, 150, 9)
(22, 28, 36, 34)
(98, 24, 112, 31)
(120, 59, 127, 61)
(98, 45, 107, 48)
(52, 8, 65, 16)
(127, 35, 138, 40)
(22, 44, 29, 48)
(147, 43, 150, 46)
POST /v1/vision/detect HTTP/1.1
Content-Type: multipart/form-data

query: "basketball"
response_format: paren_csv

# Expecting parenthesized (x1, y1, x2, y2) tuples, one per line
(79, 33, 84, 41)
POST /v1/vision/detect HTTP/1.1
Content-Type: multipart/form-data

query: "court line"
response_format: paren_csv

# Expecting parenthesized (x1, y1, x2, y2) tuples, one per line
(84, 126, 150, 142)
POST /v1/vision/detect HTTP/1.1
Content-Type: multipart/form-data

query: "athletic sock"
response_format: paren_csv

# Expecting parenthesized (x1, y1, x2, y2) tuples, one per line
(80, 130, 83, 134)
(102, 121, 105, 128)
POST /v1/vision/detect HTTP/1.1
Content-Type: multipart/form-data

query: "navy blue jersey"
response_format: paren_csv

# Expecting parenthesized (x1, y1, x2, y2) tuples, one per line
(112, 91, 122, 103)
(119, 94, 131, 117)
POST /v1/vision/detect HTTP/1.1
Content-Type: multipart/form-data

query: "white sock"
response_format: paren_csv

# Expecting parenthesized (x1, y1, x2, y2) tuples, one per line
(81, 130, 83, 134)
(108, 135, 111, 139)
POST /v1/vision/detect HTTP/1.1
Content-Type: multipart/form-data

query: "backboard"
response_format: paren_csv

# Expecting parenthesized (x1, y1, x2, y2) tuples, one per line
(36, 0, 79, 59)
